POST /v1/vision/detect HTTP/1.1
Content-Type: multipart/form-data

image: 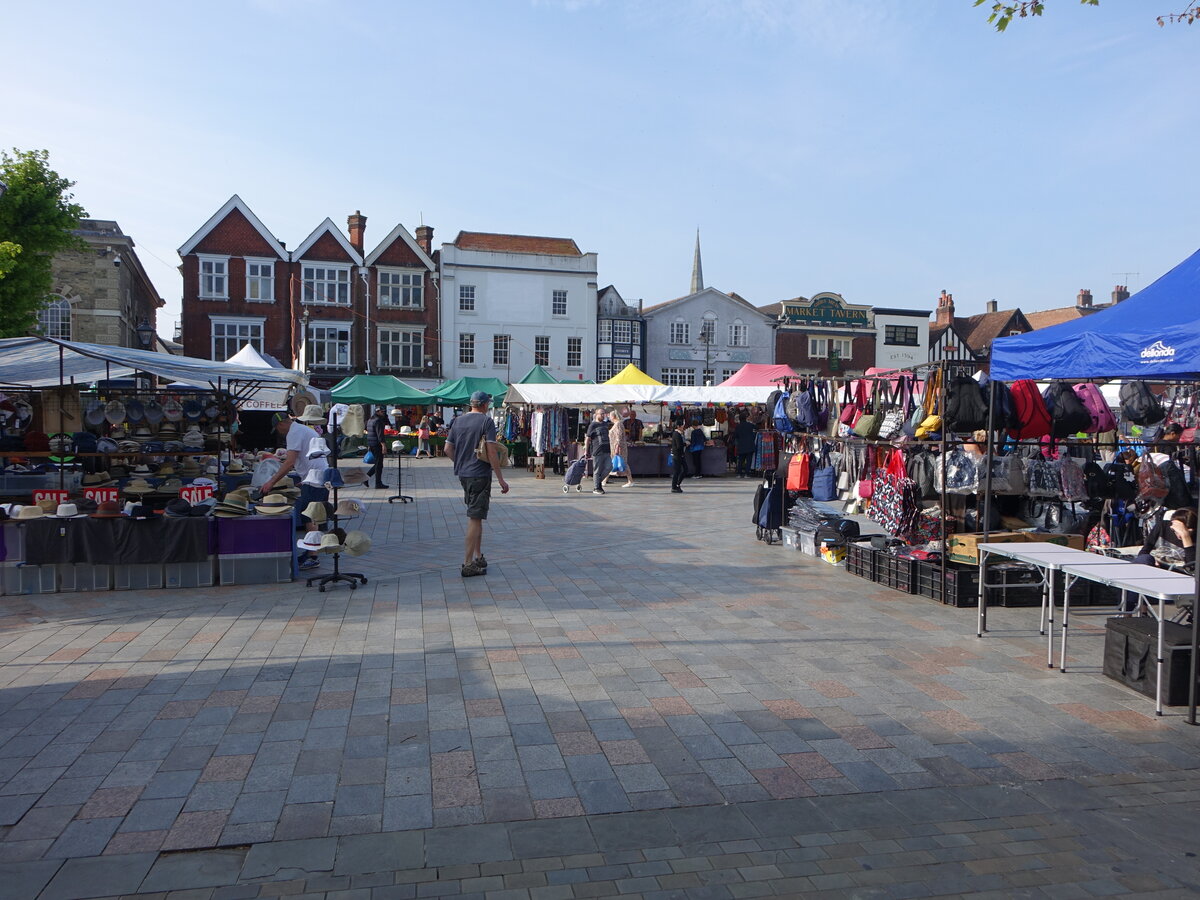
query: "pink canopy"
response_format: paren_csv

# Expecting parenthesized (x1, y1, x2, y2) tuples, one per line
(718, 364, 798, 387)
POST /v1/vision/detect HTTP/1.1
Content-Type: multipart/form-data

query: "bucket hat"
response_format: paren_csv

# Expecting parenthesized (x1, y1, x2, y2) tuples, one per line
(143, 398, 164, 424)
(124, 478, 156, 494)
(343, 530, 372, 557)
(255, 494, 293, 515)
(297, 531, 324, 552)
(341, 467, 368, 486)
(162, 398, 183, 422)
(297, 404, 326, 424)
(125, 398, 145, 423)
(90, 500, 125, 518)
(318, 532, 344, 553)
(104, 399, 126, 425)
(301, 501, 328, 524)
(335, 499, 363, 518)
(16, 506, 45, 521)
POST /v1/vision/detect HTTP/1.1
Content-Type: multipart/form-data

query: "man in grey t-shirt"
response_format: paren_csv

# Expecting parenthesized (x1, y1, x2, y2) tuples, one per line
(444, 391, 510, 577)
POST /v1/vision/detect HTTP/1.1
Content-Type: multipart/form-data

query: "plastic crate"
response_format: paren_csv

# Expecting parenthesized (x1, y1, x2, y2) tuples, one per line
(219, 552, 292, 586)
(917, 561, 978, 607)
(1, 522, 26, 563)
(57, 563, 112, 592)
(2, 562, 58, 595)
(878, 555, 918, 593)
(113, 564, 164, 591)
(846, 542, 877, 580)
(781, 527, 801, 551)
(798, 530, 819, 557)
(164, 559, 216, 589)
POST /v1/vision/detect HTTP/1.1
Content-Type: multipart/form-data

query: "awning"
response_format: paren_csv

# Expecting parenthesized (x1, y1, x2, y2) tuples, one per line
(603, 364, 664, 386)
(430, 376, 509, 407)
(503, 384, 774, 406)
(330, 374, 435, 405)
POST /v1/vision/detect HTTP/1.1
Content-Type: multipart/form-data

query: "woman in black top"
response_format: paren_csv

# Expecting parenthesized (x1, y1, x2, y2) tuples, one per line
(1136, 507, 1196, 571)
(366, 406, 389, 489)
(670, 420, 688, 493)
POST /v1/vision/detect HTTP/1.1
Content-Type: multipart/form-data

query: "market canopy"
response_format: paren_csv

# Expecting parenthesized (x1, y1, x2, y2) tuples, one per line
(604, 364, 663, 386)
(0, 336, 308, 391)
(429, 376, 508, 406)
(330, 374, 434, 405)
(515, 365, 559, 384)
(718, 364, 797, 387)
(503, 383, 774, 406)
(991, 246, 1200, 381)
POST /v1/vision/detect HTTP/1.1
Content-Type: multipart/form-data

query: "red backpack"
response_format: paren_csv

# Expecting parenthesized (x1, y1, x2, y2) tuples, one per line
(1008, 380, 1052, 440)
(1072, 383, 1116, 433)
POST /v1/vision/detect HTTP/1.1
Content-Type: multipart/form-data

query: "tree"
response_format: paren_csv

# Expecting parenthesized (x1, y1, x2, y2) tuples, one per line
(0, 149, 87, 338)
(975, 1, 1200, 31)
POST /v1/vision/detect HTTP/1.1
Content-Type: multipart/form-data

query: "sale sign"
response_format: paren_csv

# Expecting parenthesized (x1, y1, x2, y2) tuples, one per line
(83, 487, 118, 504)
(32, 489, 69, 506)
(180, 485, 214, 504)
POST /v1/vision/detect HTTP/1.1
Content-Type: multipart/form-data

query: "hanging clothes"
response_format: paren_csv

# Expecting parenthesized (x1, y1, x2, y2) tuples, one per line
(754, 429, 781, 472)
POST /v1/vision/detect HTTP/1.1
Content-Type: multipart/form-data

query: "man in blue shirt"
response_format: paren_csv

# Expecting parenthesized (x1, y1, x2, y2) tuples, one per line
(444, 391, 510, 577)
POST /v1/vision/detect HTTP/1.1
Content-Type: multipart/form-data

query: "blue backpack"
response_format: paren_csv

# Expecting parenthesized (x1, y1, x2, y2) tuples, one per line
(773, 392, 794, 434)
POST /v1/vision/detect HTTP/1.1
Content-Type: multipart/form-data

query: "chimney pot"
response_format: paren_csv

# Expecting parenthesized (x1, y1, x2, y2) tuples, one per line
(935, 290, 956, 327)
(1112, 284, 1130, 304)
(347, 211, 367, 255)
(415, 225, 434, 256)
(986, 299, 998, 313)
(1077, 288, 1093, 308)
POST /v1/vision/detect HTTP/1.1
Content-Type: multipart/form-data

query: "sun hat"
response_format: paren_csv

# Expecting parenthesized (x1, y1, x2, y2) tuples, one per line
(142, 398, 164, 424)
(190, 476, 216, 488)
(297, 404, 326, 424)
(108, 464, 130, 478)
(85, 401, 107, 427)
(159, 478, 183, 494)
(75, 497, 98, 514)
(96, 437, 119, 454)
(182, 398, 203, 420)
(133, 424, 153, 440)
(301, 501, 328, 524)
(318, 532, 344, 553)
(274, 483, 300, 499)
(162, 398, 183, 422)
(164, 498, 193, 518)
(52, 502, 82, 519)
(179, 459, 201, 477)
(469, 390, 492, 406)
(335, 499, 363, 518)
(225, 460, 246, 475)
(125, 398, 145, 423)
(255, 493, 293, 515)
(132, 463, 153, 476)
(90, 500, 124, 518)
(297, 531, 324, 552)
(16, 506, 45, 521)
(36, 498, 59, 513)
(399, 426, 413, 435)
(343, 530, 372, 557)
(124, 478, 156, 494)
(213, 495, 251, 518)
(156, 464, 176, 476)
(104, 399, 126, 425)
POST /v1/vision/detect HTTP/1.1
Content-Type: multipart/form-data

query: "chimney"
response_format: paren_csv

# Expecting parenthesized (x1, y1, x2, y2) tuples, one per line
(1112, 284, 1130, 304)
(1077, 288, 1093, 308)
(347, 211, 367, 254)
(935, 290, 955, 327)
(986, 299, 998, 313)
(415, 225, 434, 255)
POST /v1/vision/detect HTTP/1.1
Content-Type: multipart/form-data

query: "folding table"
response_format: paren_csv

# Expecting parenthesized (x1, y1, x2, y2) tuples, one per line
(1055, 561, 1194, 715)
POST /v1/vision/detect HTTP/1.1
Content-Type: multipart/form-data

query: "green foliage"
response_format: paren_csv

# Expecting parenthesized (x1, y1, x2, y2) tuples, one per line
(974, 1, 1200, 31)
(0, 149, 87, 338)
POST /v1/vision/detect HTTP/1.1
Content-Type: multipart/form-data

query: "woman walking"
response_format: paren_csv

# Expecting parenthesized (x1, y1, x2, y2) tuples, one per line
(416, 416, 433, 458)
(366, 406, 389, 489)
(601, 409, 634, 488)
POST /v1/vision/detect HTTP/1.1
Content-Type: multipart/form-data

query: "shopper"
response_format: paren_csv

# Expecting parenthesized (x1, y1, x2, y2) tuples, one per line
(623, 408, 644, 443)
(584, 408, 612, 495)
(262, 408, 325, 570)
(416, 416, 433, 458)
(733, 412, 757, 478)
(670, 419, 688, 493)
(602, 409, 634, 488)
(444, 391, 509, 577)
(689, 419, 707, 478)
(1135, 507, 1196, 572)
(365, 406, 389, 489)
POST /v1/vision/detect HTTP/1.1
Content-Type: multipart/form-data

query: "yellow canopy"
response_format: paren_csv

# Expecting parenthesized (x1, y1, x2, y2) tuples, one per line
(603, 363, 664, 386)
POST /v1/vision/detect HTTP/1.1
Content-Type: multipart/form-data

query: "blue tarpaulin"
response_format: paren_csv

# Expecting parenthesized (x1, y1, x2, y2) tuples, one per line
(990, 247, 1200, 381)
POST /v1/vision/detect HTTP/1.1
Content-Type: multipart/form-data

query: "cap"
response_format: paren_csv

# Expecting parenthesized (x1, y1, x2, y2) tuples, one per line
(469, 390, 492, 405)
(272, 411, 292, 426)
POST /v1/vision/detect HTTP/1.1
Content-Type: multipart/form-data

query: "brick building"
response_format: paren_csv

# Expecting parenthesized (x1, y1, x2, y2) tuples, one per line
(759, 292, 876, 378)
(178, 195, 438, 387)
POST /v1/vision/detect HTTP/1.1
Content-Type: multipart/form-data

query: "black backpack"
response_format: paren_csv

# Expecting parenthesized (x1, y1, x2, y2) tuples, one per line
(944, 376, 988, 432)
(1083, 460, 1110, 499)
(1164, 460, 1191, 509)
(1119, 381, 1165, 426)
(1045, 382, 1092, 438)
(1102, 461, 1137, 502)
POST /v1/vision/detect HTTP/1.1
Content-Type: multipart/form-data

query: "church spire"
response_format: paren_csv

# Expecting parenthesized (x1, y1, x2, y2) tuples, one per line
(690, 229, 704, 294)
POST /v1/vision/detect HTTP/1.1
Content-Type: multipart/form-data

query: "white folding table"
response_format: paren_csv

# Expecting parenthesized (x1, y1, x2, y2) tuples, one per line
(1055, 561, 1195, 715)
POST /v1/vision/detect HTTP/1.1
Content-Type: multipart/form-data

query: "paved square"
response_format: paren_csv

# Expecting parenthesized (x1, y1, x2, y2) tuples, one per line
(2, 458, 1200, 896)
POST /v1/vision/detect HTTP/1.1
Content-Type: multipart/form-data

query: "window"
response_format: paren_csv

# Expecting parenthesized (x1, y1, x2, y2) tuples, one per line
(702, 368, 714, 386)
(302, 265, 350, 305)
(552, 289, 568, 316)
(379, 269, 423, 308)
(660, 367, 696, 386)
(699, 318, 716, 343)
(534, 336, 550, 367)
(211, 317, 264, 362)
(809, 337, 827, 358)
(598, 319, 612, 342)
(670, 321, 689, 344)
(308, 323, 350, 368)
(612, 319, 632, 344)
(198, 256, 228, 299)
(37, 296, 71, 340)
(567, 336, 582, 368)
(597, 358, 619, 381)
(459, 333, 475, 366)
(884, 324, 918, 346)
(729, 322, 748, 346)
(493, 334, 510, 367)
(722, 368, 738, 382)
(831, 338, 853, 359)
(459, 285, 475, 311)
(378, 328, 423, 370)
(245, 259, 274, 302)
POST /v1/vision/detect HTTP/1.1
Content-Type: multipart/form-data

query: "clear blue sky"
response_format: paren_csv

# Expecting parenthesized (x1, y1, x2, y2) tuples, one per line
(7, 0, 1198, 336)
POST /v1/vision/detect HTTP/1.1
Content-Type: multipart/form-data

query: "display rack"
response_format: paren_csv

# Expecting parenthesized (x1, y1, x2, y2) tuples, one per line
(307, 420, 367, 592)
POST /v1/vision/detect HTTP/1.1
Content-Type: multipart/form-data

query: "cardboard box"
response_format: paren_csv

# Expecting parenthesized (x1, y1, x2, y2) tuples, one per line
(948, 532, 1029, 565)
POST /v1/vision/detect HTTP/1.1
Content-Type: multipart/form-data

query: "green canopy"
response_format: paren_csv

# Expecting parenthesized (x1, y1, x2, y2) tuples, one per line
(330, 374, 434, 405)
(430, 376, 508, 407)
(515, 365, 559, 384)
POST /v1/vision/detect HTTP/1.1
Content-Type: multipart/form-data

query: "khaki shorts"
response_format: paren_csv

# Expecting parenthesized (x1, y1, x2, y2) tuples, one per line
(460, 476, 492, 520)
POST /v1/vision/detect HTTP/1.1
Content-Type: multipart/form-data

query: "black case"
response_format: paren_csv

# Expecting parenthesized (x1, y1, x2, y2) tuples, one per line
(1103, 616, 1198, 707)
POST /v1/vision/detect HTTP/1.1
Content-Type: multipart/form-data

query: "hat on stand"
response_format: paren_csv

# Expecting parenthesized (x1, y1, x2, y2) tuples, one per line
(343, 530, 372, 557)
(297, 405, 326, 424)
(90, 500, 124, 518)
(297, 532, 324, 552)
(254, 494, 293, 516)
(301, 501, 327, 524)
(273, 483, 300, 500)
(318, 532, 344, 553)
(190, 476, 216, 488)
(204, 397, 221, 419)
(156, 464, 176, 476)
(124, 478, 156, 495)
(335, 499, 363, 518)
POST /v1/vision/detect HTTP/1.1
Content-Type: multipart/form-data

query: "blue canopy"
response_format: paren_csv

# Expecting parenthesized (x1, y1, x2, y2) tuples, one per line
(990, 247, 1200, 381)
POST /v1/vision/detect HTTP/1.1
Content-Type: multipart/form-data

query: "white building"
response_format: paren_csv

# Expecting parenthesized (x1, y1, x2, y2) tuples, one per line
(596, 285, 646, 382)
(873, 307, 932, 371)
(438, 232, 598, 383)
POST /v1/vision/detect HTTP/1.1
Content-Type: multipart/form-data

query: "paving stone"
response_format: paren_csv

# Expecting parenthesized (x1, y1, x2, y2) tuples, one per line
(242, 837, 337, 878)
(334, 831, 424, 876)
(39, 852, 156, 900)
(140, 848, 248, 892)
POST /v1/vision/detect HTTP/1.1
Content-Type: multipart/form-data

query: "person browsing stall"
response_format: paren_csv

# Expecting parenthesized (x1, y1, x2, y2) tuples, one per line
(261, 406, 326, 570)
(601, 409, 634, 489)
(444, 391, 509, 578)
(733, 412, 757, 478)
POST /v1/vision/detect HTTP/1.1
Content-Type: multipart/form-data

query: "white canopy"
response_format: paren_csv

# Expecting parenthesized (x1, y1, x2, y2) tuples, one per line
(503, 383, 774, 407)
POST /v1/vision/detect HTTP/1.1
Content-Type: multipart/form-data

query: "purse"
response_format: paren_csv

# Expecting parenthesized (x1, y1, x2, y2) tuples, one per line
(475, 431, 511, 467)
(839, 381, 862, 426)
(857, 446, 875, 499)
(876, 377, 906, 441)
(853, 381, 881, 439)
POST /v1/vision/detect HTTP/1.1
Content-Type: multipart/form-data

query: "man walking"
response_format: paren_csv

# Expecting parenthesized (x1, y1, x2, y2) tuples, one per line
(733, 412, 757, 478)
(365, 406, 389, 489)
(670, 419, 688, 493)
(584, 408, 612, 495)
(444, 391, 510, 577)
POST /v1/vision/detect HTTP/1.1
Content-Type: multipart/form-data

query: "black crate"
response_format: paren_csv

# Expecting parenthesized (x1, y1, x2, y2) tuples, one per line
(988, 563, 1046, 608)
(918, 561, 1058, 608)
(917, 561, 979, 607)
(878, 554, 918, 594)
(846, 541, 877, 581)
(1104, 616, 1198, 706)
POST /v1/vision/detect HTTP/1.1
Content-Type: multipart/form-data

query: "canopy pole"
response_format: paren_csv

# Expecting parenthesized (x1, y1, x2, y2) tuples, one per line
(978, 377, 997, 638)
(1189, 477, 1200, 725)
(58, 345, 65, 491)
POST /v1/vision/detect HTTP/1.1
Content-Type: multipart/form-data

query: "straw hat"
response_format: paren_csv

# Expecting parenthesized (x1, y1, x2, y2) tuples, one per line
(156, 464, 176, 476)
(53, 502, 82, 518)
(36, 498, 58, 513)
(297, 404, 326, 424)
(124, 479, 156, 495)
(179, 459, 201, 477)
(274, 484, 300, 500)
(82, 471, 114, 487)
(90, 500, 124, 518)
(301, 501, 327, 524)
(297, 531, 324, 552)
(17, 506, 45, 521)
(343, 530, 372, 557)
(254, 494, 293, 516)
(104, 399, 126, 425)
(190, 476, 216, 488)
(213, 495, 251, 517)
(159, 478, 184, 495)
(317, 532, 344, 553)
(335, 499, 363, 518)
(225, 460, 246, 475)
(399, 426, 413, 435)
(132, 464, 153, 476)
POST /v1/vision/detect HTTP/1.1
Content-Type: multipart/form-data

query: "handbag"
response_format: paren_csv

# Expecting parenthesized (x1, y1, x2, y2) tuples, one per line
(810, 449, 837, 501)
(1025, 456, 1061, 497)
(934, 447, 979, 494)
(475, 431, 511, 467)
(853, 381, 881, 439)
(876, 377, 907, 441)
(785, 453, 811, 492)
(857, 447, 875, 499)
(839, 381, 862, 426)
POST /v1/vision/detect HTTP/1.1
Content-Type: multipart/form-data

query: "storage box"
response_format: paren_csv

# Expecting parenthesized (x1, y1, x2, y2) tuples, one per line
(878, 554, 918, 594)
(164, 558, 216, 589)
(219, 552, 292, 586)
(1104, 616, 1197, 706)
(57, 563, 112, 592)
(917, 561, 978, 607)
(1, 522, 26, 563)
(846, 542, 878, 581)
(947, 532, 1029, 566)
(113, 564, 164, 591)
(1, 563, 58, 595)
(781, 526, 801, 551)
(798, 530, 819, 557)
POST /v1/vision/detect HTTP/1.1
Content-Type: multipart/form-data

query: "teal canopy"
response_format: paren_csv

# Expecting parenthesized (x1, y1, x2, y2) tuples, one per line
(330, 374, 434, 405)
(516, 365, 559, 384)
(430, 376, 508, 407)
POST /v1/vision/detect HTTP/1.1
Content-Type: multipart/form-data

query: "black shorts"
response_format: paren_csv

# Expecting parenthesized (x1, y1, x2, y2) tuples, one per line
(460, 476, 492, 520)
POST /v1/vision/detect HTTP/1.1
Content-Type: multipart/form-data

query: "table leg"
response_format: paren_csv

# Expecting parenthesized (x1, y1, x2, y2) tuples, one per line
(1060, 575, 1072, 673)
(1157, 597, 1165, 717)
(977, 549, 988, 638)
(1047, 568, 1057, 668)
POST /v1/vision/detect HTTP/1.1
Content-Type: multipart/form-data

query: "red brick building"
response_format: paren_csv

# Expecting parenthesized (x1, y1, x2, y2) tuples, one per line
(178, 195, 438, 387)
(759, 292, 877, 377)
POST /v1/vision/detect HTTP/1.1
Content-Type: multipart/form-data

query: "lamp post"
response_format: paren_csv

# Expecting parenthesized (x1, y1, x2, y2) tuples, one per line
(136, 319, 154, 350)
(698, 324, 714, 386)
(360, 269, 372, 374)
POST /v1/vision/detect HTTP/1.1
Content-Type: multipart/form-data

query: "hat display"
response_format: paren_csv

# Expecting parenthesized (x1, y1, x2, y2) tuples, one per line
(318, 532, 344, 553)
(255, 494, 293, 516)
(143, 398, 164, 424)
(53, 502, 82, 518)
(335, 499, 363, 518)
(301, 501, 328, 524)
(213, 494, 251, 518)
(16, 506, 45, 521)
(90, 500, 125, 518)
(104, 399, 126, 425)
(124, 478, 156, 494)
(297, 404, 326, 424)
(164, 498, 193, 518)
(125, 398, 145, 423)
(343, 530, 372, 557)
(162, 398, 183, 422)
(297, 531, 324, 552)
(82, 471, 114, 487)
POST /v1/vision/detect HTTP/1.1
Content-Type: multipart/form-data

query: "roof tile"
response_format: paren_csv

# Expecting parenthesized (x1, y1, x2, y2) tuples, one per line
(453, 231, 581, 256)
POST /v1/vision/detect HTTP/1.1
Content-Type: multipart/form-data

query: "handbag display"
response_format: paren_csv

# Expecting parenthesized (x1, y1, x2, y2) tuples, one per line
(852, 382, 881, 439)
(876, 377, 907, 441)
(1025, 456, 1061, 497)
(933, 447, 979, 495)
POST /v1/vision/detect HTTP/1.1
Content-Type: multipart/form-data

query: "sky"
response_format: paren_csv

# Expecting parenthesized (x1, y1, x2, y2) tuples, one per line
(5, 0, 1199, 338)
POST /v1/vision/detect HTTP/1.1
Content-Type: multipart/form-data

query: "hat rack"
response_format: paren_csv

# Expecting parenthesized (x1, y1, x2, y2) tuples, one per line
(305, 417, 367, 593)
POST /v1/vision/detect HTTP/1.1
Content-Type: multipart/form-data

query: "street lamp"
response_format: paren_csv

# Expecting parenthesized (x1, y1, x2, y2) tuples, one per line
(135, 319, 155, 350)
